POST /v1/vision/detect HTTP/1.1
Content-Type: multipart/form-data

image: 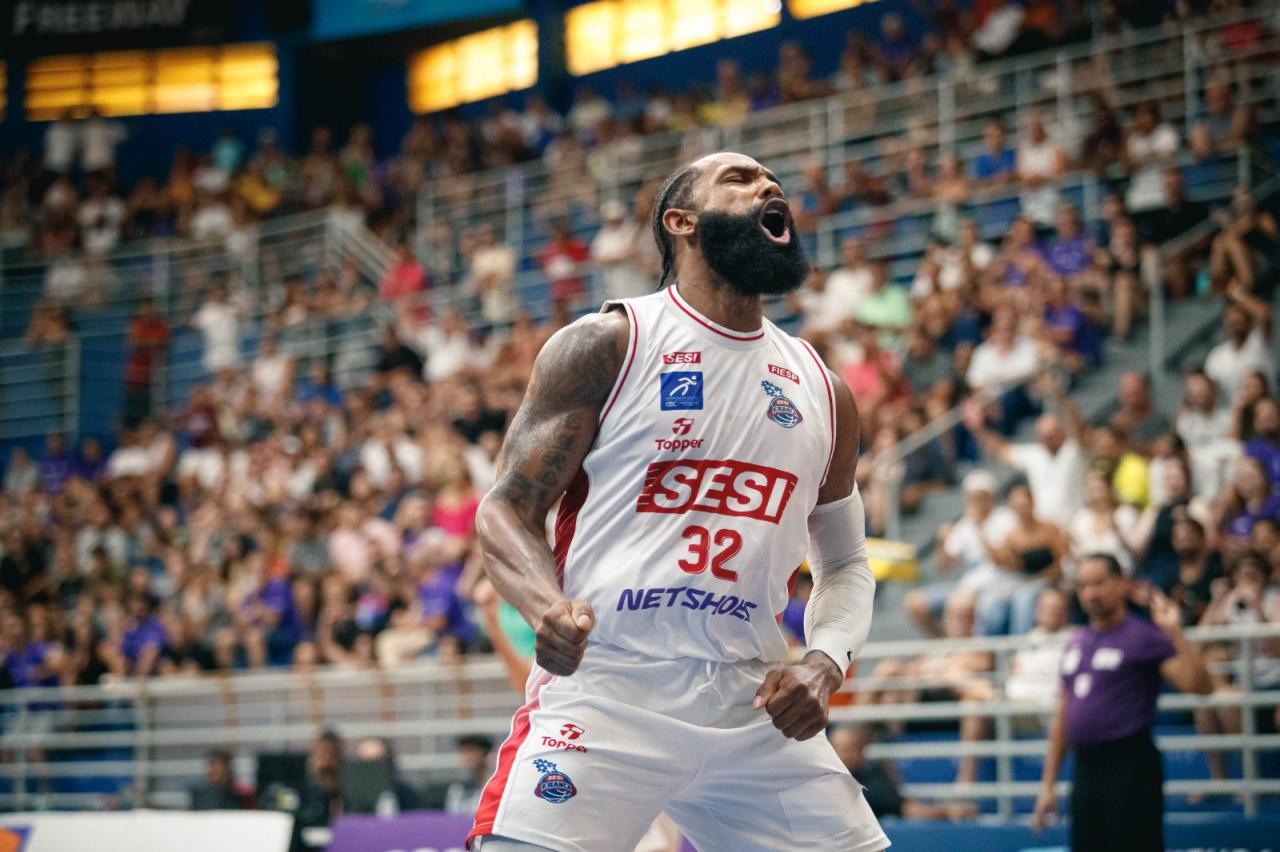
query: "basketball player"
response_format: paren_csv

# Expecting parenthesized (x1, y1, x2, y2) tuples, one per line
(469, 152, 886, 852)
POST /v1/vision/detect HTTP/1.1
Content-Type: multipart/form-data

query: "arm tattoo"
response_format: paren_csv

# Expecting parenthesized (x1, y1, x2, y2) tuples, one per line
(489, 311, 627, 525)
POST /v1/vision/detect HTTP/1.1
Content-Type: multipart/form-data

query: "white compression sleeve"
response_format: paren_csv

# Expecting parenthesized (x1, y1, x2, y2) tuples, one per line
(804, 487, 875, 677)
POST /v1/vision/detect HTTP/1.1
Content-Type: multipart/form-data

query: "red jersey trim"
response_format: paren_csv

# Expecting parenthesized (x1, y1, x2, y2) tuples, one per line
(553, 469, 589, 585)
(467, 671, 552, 847)
(667, 285, 765, 341)
(797, 338, 837, 486)
(599, 302, 638, 425)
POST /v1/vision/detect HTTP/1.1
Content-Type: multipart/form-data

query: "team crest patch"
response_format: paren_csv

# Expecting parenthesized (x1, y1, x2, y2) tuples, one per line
(761, 381, 803, 428)
(660, 371, 704, 411)
(532, 758, 577, 803)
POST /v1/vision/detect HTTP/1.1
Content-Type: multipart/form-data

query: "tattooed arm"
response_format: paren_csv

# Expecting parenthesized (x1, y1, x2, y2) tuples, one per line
(475, 308, 629, 676)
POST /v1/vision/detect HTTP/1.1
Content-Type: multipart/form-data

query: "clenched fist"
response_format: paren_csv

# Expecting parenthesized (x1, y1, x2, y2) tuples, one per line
(535, 598, 595, 675)
(753, 651, 843, 741)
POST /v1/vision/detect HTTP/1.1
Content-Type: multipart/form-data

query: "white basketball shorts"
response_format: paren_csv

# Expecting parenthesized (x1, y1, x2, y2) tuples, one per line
(468, 642, 888, 852)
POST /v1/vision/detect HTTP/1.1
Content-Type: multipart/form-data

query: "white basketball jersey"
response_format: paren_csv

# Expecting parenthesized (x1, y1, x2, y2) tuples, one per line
(553, 285, 837, 665)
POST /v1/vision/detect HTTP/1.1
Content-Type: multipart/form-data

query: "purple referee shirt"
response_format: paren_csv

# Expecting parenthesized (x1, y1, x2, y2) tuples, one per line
(1060, 615, 1175, 747)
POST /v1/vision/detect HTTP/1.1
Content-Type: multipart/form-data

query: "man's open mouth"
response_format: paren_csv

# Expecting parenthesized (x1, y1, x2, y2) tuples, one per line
(759, 198, 792, 246)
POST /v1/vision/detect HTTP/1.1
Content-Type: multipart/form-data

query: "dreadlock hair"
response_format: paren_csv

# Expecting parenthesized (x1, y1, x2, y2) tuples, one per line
(651, 162, 703, 288)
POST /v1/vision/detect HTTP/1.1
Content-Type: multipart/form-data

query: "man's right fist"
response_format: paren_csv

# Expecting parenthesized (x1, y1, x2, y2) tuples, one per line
(535, 598, 595, 675)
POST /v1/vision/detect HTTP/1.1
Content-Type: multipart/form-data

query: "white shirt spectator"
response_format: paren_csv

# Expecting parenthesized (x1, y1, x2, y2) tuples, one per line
(966, 335, 1040, 391)
(3, 456, 39, 496)
(1125, 124, 1180, 212)
(78, 193, 126, 256)
(1006, 626, 1071, 709)
(591, 216, 649, 301)
(44, 256, 88, 303)
(106, 445, 152, 479)
(251, 352, 293, 404)
(191, 200, 232, 242)
(1176, 406, 1234, 446)
(192, 300, 240, 373)
(973, 3, 1025, 55)
(81, 116, 126, 173)
(419, 324, 475, 383)
(1017, 138, 1063, 227)
(943, 506, 1018, 594)
(1205, 328, 1272, 403)
(44, 119, 78, 173)
(470, 241, 517, 325)
(939, 242, 994, 290)
(1007, 440, 1088, 525)
(359, 437, 424, 488)
(1067, 505, 1140, 575)
(823, 264, 874, 322)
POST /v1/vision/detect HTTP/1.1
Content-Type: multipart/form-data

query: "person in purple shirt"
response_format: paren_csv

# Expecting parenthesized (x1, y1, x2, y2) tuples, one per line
(1033, 554, 1210, 852)
(1041, 206, 1094, 280)
(74, 436, 107, 483)
(1244, 398, 1280, 490)
(245, 576, 303, 666)
(120, 593, 167, 677)
(1223, 457, 1280, 546)
(418, 560, 478, 650)
(1042, 276, 1100, 368)
(37, 433, 75, 495)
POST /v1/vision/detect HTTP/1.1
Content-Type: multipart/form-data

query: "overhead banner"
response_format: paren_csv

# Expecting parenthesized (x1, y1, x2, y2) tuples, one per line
(311, 0, 523, 42)
(0, 811, 292, 852)
(1, 0, 231, 53)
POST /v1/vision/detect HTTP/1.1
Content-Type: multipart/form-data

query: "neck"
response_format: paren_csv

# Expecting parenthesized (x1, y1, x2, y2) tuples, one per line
(1089, 609, 1126, 631)
(671, 261, 763, 334)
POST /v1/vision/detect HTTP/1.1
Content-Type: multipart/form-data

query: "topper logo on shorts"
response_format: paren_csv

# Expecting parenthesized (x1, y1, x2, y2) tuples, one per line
(663, 351, 701, 364)
(560, 723, 584, 740)
(660, 372, 703, 411)
(635, 459, 797, 524)
(761, 380, 803, 428)
(768, 364, 800, 384)
(532, 759, 577, 804)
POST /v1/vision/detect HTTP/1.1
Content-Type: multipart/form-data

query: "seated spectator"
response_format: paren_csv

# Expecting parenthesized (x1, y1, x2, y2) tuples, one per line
(591, 199, 649, 302)
(876, 13, 918, 81)
(189, 749, 253, 810)
(350, 737, 421, 813)
(1017, 114, 1067, 230)
(829, 724, 976, 820)
(437, 734, 493, 815)
(855, 262, 911, 349)
(1177, 369, 1234, 446)
(1110, 372, 1169, 455)
(379, 242, 429, 305)
(1216, 457, 1280, 553)
(794, 161, 835, 233)
(906, 470, 1015, 638)
(539, 217, 590, 306)
(1006, 587, 1072, 712)
(1204, 287, 1273, 404)
(1069, 469, 1140, 576)
(1143, 168, 1211, 299)
(1131, 455, 1217, 589)
(1042, 206, 1094, 284)
(469, 224, 517, 327)
(900, 328, 955, 400)
(987, 484, 1070, 634)
(963, 308, 1041, 430)
(825, 238, 874, 324)
(972, 0, 1026, 59)
(971, 119, 1017, 189)
(1209, 186, 1278, 295)
(1039, 274, 1100, 373)
(1244, 397, 1280, 489)
(1124, 102, 1181, 232)
(1190, 80, 1245, 161)
(3, 449, 39, 497)
(1231, 370, 1274, 442)
(1163, 517, 1223, 625)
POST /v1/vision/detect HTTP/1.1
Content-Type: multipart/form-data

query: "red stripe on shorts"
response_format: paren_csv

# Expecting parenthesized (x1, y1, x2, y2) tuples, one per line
(467, 684, 544, 847)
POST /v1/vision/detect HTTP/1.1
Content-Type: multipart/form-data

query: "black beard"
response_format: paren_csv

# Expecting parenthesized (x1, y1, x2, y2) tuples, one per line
(696, 204, 809, 296)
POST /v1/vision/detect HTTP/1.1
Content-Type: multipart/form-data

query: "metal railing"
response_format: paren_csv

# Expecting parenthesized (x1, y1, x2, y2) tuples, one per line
(0, 623, 1276, 817)
(0, 211, 393, 441)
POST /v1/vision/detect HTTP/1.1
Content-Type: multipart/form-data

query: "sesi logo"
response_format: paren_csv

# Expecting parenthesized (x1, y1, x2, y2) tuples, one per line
(672, 418, 694, 435)
(634, 459, 798, 524)
(663, 351, 701, 364)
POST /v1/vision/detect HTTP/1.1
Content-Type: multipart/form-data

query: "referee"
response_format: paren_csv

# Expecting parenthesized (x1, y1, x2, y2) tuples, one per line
(1032, 554, 1212, 851)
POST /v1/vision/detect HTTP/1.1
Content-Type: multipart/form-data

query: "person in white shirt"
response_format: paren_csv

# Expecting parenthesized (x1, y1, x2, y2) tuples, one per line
(972, 0, 1026, 58)
(1017, 115, 1066, 229)
(1005, 587, 1072, 711)
(190, 191, 233, 242)
(250, 334, 294, 407)
(591, 200, 649, 302)
(939, 218, 995, 290)
(414, 309, 478, 383)
(191, 284, 241, 374)
(1068, 470, 1140, 576)
(44, 112, 79, 174)
(965, 307, 1041, 393)
(824, 237, 875, 324)
(81, 110, 126, 174)
(2, 448, 39, 496)
(1176, 369, 1234, 446)
(1124, 101, 1181, 216)
(906, 470, 1017, 637)
(78, 178, 125, 256)
(965, 386, 1089, 527)
(469, 224, 517, 327)
(1204, 288, 1272, 404)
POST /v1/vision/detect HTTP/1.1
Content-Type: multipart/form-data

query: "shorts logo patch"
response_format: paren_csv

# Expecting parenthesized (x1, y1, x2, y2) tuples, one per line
(560, 723, 584, 740)
(660, 372, 703, 411)
(761, 381, 803, 429)
(532, 759, 577, 804)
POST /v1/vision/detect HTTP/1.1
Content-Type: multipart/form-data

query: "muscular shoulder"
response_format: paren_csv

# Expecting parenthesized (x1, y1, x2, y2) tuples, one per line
(527, 308, 630, 413)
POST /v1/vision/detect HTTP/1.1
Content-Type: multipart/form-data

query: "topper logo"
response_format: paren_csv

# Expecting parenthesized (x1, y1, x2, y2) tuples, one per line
(672, 418, 694, 435)
(663, 351, 701, 364)
(635, 459, 798, 524)
(768, 364, 800, 384)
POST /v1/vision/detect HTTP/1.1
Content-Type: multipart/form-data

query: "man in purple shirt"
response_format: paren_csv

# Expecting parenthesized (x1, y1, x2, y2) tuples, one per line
(1033, 554, 1210, 851)
(121, 593, 167, 677)
(1041, 206, 1093, 280)
(1244, 398, 1280, 490)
